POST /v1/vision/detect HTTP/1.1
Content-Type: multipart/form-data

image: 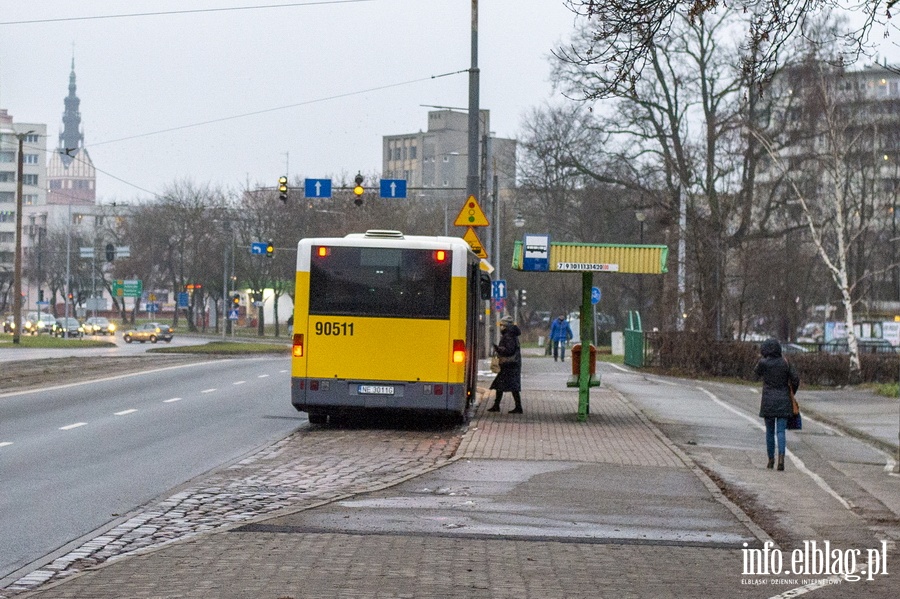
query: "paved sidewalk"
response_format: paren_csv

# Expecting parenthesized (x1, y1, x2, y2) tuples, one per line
(11, 353, 896, 598)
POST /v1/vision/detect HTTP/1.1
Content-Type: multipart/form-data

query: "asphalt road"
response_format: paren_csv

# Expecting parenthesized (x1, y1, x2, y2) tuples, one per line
(0, 331, 258, 362)
(0, 355, 302, 584)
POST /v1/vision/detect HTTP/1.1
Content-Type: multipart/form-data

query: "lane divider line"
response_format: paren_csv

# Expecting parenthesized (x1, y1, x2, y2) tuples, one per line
(233, 381, 246, 385)
(163, 398, 182, 403)
(695, 386, 853, 510)
(0, 442, 12, 448)
(59, 422, 87, 431)
(257, 374, 269, 378)
(0, 359, 232, 399)
(114, 409, 138, 416)
(200, 389, 217, 394)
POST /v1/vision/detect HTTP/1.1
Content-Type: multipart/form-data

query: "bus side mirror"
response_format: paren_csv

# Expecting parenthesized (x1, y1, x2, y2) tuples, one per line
(480, 273, 492, 300)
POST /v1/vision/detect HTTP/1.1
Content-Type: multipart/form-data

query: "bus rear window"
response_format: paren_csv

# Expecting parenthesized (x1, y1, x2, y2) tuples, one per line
(310, 246, 451, 318)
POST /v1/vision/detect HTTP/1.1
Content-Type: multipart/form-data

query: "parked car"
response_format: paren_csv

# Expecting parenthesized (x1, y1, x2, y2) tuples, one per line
(52, 317, 85, 338)
(22, 311, 56, 335)
(123, 322, 174, 344)
(2, 315, 14, 333)
(84, 316, 116, 335)
(822, 337, 896, 354)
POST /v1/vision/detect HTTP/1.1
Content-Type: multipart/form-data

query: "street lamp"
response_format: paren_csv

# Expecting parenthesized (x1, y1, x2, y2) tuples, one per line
(514, 213, 525, 228)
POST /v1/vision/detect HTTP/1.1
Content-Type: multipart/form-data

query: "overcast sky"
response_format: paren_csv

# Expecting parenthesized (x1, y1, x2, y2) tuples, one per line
(3, 2, 900, 204)
(0, 1, 578, 202)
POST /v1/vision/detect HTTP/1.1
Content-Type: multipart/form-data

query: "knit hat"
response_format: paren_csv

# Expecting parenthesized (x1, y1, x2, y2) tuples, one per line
(500, 316, 514, 324)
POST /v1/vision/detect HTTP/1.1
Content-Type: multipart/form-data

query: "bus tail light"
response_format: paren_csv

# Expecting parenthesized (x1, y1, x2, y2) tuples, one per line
(452, 339, 465, 363)
(434, 249, 447, 262)
(292, 333, 304, 357)
(316, 246, 330, 257)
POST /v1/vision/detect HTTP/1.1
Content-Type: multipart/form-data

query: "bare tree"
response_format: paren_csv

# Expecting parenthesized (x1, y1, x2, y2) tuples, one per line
(558, 0, 889, 98)
(752, 58, 897, 382)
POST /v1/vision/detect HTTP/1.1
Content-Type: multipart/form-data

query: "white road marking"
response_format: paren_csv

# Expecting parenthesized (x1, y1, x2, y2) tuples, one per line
(59, 422, 87, 431)
(201, 388, 217, 393)
(279, 369, 288, 373)
(233, 381, 246, 385)
(163, 397, 182, 403)
(696, 386, 853, 510)
(0, 442, 12, 448)
(114, 409, 138, 416)
(257, 374, 269, 378)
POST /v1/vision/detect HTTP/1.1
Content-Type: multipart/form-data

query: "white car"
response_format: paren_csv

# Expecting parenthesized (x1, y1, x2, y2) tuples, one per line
(84, 316, 117, 335)
(23, 311, 56, 335)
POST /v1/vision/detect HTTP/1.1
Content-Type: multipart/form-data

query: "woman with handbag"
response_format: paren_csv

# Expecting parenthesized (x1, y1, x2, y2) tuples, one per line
(488, 316, 523, 414)
(754, 338, 801, 471)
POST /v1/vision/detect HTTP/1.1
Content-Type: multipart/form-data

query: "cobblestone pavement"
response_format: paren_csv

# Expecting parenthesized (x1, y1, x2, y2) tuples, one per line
(2, 422, 463, 597)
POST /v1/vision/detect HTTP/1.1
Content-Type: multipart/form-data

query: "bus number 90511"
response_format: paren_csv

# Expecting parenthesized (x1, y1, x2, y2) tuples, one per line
(314, 321, 354, 336)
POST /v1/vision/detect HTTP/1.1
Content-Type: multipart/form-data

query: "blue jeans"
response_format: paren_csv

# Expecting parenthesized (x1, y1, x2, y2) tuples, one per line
(552, 340, 566, 360)
(765, 417, 787, 459)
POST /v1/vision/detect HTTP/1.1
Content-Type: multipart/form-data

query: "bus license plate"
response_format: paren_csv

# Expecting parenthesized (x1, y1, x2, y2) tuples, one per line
(358, 385, 394, 395)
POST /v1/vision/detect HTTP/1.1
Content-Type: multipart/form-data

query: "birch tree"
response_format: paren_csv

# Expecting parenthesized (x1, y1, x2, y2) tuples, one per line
(752, 59, 895, 382)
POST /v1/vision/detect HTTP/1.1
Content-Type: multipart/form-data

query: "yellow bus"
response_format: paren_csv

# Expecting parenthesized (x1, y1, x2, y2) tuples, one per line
(291, 230, 491, 424)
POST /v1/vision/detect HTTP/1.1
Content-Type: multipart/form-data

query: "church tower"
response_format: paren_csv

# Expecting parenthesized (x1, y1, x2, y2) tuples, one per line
(47, 57, 96, 205)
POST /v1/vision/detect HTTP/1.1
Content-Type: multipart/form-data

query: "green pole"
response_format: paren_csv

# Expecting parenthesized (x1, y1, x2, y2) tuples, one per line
(578, 271, 594, 421)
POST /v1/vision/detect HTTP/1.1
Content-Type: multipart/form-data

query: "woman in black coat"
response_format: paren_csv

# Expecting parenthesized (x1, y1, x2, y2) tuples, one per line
(488, 317, 523, 414)
(754, 338, 800, 471)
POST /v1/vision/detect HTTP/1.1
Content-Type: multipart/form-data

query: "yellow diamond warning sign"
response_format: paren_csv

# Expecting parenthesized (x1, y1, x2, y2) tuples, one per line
(453, 195, 490, 227)
(462, 227, 488, 259)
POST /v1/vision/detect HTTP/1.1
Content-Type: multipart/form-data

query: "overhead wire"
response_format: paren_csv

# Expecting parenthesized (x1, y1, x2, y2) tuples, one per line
(0, 1, 373, 26)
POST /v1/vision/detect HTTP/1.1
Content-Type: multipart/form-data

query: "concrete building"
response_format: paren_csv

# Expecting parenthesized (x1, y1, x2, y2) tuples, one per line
(0, 109, 47, 306)
(382, 109, 516, 195)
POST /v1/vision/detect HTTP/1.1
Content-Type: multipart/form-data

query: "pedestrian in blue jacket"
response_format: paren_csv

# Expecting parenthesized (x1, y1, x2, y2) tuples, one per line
(549, 314, 573, 361)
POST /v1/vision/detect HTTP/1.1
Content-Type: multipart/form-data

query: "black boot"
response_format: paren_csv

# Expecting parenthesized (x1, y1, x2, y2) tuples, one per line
(487, 398, 501, 412)
(509, 395, 523, 414)
(776, 455, 785, 471)
(766, 457, 774, 469)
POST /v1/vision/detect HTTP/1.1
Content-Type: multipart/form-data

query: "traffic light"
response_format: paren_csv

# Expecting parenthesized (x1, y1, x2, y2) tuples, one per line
(519, 289, 527, 307)
(353, 172, 364, 206)
(38, 289, 44, 302)
(266, 240, 274, 258)
(105, 243, 115, 262)
(232, 294, 240, 307)
(278, 176, 288, 202)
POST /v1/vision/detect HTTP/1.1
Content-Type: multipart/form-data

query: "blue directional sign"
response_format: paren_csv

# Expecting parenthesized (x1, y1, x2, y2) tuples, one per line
(250, 242, 268, 255)
(304, 178, 332, 198)
(591, 286, 602, 305)
(178, 292, 189, 308)
(379, 178, 407, 198)
(492, 279, 507, 299)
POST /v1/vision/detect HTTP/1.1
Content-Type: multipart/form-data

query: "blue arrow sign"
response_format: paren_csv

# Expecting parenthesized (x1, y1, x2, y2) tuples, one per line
(591, 286, 602, 305)
(492, 279, 507, 299)
(379, 178, 407, 198)
(304, 178, 332, 198)
(250, 242, 267, 255)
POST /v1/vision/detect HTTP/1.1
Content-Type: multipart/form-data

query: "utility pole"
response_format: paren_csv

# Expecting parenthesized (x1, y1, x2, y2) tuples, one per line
(12, 131, 33, 344)
(466, 0, 480, 202)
